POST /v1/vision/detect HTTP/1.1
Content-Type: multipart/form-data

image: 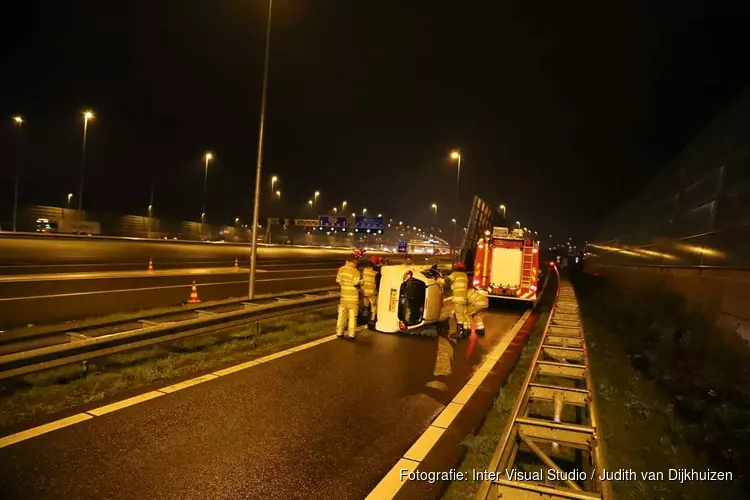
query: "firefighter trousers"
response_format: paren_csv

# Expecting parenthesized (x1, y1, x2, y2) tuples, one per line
(337, 303, 359, 337)
(471, 312, 485, 331)
(362, 295, 377, 318)
(453, 300, 470, 327)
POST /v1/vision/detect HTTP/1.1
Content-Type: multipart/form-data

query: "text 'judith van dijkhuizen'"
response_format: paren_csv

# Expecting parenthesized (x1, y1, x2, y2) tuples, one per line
(400, 468, 734, 484)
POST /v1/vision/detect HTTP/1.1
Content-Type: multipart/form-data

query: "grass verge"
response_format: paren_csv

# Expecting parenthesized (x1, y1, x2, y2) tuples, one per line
(0, 307, 337, 432)
(572, 271, 748, 499)
(442, 284, 555, 499)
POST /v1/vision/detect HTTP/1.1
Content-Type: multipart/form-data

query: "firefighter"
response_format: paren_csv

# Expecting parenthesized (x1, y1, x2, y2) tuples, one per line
(336, 252, 362, 339)
(439, 261, 469, 338)
(467, 288, 489, 336)
(361, 256, 380, 323)
(404, 254, 413, 266)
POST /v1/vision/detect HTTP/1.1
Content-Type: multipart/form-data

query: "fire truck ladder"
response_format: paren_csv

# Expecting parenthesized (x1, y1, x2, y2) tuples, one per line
(476, 277, 613, 500)
(520, 246, 535, 289)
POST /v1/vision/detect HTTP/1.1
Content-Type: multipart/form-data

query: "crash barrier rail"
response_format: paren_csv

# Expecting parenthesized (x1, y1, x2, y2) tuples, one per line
(0, 289, 340, 380)
(475, 271, 613, 500)
(0, 286, 340, 346)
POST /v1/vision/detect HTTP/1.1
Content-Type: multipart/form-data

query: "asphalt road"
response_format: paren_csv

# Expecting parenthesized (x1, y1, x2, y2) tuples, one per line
(0, 235, 415, 275)
(0, 263, 341, 329)
(0, 306, 524, 500)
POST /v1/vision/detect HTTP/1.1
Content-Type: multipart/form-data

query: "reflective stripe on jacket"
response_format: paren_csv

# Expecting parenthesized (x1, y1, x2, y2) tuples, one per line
(336, 262, 361, 305)
(450, 271, 469, 301)
(362, 267, 377, 296)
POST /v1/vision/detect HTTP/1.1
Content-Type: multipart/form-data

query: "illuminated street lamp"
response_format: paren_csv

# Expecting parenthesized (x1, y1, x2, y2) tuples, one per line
(342, 201, 347, 211)
(271, 175, 278, 195)
(202, 152, 213, 234)
(77, 110, 94, 233)
(363, 208, 367, 215)
(308, 199, 313, 208)
(333, 207, 338, 214)
(11, 116, 24, 232)
(248, 0, 274, 299)
(516, 221, 521, 228)
(451, 218, 457, 257)
(499, 204, 506, 221)
(314, 191, 320, 205)
(275, 190, 281, 214)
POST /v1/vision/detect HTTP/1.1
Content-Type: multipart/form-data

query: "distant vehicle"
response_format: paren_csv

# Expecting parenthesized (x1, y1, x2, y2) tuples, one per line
(36, 218, 101, 235)
(473, 226, 540, 303)
(374, 264, 451, 336)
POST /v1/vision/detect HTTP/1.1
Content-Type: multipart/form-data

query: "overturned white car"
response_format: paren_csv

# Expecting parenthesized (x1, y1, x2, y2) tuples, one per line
(374, 264, 453, 336)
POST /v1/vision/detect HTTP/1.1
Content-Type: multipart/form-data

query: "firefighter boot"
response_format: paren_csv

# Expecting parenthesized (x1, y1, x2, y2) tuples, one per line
(474, 315, 486, 336)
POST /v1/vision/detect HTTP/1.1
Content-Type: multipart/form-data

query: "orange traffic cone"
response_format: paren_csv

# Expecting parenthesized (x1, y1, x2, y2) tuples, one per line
(233, 258, 239, 269)
(147, 258, 154, 272)
(187, 281, 201, 303)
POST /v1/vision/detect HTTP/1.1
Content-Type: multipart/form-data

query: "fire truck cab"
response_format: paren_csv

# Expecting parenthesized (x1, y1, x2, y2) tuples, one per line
(473, 227, 540, 303)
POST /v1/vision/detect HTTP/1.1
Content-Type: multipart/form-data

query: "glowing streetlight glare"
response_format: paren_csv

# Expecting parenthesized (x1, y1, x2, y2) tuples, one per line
(363, 208, 367, 215)
(205, 152, 213, 161)
(13, 116, 23, 125)
(83, 111, 94, 121)
(451, 218, 456, 223)
(450, 151, 460, 159)
(275, 190, 281, 197)
(271, 175, 278, 182)
(308, 200, 313, 206)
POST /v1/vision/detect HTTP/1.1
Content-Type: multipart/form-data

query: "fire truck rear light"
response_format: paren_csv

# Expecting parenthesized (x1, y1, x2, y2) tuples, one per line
(530, 285, 537, 291)
(473, 279, 480, 286)
(532, 248, 538, 253)
(478, 244, 484, 249)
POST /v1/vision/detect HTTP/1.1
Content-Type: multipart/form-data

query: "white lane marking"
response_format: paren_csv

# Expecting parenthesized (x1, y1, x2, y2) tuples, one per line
(366, 309, 533, 497)
(0, 273, 337, 302)
(366, 458, 419, 500)
(212, 360, 259, 377)
(452, 383, 479, 405)
(431, 402, 463, 429)
(0, 413, 93, 449)
(466, 368, 490, 387)
(159, 374, 219, 394)
(86, 391, 165, 416)
(0, 330, 340, 448)
(403, 425, 445, 462)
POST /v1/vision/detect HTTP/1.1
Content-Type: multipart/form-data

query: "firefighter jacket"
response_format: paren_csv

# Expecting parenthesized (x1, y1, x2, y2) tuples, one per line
(362, 267, 377, 297)
(448, 271, 469, 302)
(336, 261, 362, 305)
(468, 289, 489, 314)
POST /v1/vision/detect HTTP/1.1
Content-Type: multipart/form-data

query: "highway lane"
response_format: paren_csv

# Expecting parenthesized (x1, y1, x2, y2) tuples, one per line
(0, 235, 408, 275)
(0, 306, 525, 500)
(0, 265, 340, 329)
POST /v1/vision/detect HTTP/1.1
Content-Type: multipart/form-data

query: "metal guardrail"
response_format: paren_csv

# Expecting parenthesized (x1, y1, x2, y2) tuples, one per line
(476, 270, 612, 500)
(0, 290, 340, 380)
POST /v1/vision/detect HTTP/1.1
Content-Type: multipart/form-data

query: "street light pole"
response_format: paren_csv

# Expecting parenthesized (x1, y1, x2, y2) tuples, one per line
(249, 0, 273, 300)
(77, 111, 94, 233)
(450, 150, 461, 262)
(202, 152, 212, 239)
(11, 116, 24, 232)
(147, 182, 154, 239)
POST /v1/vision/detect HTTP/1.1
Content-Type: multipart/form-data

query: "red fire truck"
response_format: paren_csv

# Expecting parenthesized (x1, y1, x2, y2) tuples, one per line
(472, 227, 540, 302)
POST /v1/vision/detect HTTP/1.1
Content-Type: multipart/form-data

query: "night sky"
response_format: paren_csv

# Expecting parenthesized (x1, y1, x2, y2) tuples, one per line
(2, 0, 749, 242)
